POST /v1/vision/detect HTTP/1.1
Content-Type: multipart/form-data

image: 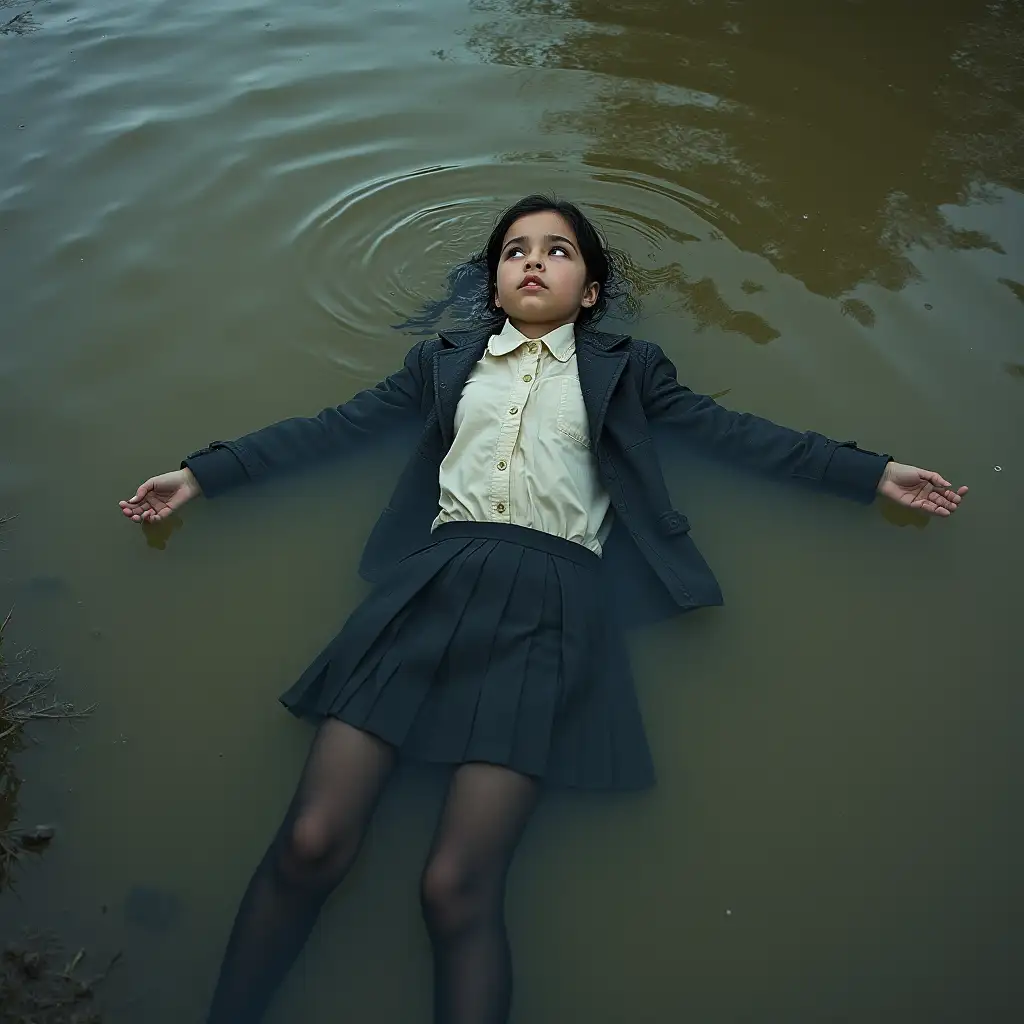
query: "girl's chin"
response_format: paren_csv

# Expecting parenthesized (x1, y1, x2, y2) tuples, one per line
(509, 296, 560, 314)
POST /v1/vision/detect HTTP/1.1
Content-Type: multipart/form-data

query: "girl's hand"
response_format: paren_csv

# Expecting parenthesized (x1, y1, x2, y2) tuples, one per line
(119, 468, 201, 523)
(877, 462, 968, 517)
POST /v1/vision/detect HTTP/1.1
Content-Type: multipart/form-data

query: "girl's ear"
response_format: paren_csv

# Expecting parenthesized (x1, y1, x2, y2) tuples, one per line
(581, 281, 600, 308)
(493, 287, 502, 311)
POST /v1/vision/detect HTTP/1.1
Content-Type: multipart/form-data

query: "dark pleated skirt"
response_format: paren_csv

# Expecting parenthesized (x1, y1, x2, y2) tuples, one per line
(281, 522, 655, 791)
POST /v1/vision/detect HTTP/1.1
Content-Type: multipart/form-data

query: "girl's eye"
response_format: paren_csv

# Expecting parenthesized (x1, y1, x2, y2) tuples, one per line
(505, 245, 569, 259)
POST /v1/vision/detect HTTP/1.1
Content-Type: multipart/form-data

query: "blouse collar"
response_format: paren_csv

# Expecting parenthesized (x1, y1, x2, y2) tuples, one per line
(488, 319, 576, 362)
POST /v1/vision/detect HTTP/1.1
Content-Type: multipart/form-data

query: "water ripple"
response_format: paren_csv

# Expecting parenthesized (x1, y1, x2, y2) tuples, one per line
(288, 158, 728, 360)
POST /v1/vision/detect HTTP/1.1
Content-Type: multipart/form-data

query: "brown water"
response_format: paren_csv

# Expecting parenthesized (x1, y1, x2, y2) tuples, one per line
(2, 0, 1023, 1020)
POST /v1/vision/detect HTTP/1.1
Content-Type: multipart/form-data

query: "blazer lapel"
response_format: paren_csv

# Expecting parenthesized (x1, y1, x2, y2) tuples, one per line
(434, 329, 490, 448)
(575, 329, 630, 445)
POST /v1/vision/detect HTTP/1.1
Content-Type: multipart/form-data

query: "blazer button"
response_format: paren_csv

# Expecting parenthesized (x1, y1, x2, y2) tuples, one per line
(496, 502, 506, 513)
(497, 460, 507, 471)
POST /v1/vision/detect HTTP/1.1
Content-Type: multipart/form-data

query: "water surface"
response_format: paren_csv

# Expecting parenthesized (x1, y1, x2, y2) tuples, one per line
(2, 1, 1022, 1020)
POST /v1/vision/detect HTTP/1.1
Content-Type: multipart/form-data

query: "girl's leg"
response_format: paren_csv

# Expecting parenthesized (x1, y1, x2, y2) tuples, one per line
(206, 718, 396, 1024)
(420, 763, 541, 1024)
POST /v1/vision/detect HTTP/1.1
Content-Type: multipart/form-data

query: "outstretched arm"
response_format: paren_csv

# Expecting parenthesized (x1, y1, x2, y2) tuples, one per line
(182, 340, 428, 498)
(641, 342, 889, 502)
(119, 341, 429, 523)
(641, 342, 967, 515)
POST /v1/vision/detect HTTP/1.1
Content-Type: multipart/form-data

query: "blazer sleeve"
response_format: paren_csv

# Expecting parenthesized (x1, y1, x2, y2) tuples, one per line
(182, 340, 428, 497)
(641, 342, 891, 503)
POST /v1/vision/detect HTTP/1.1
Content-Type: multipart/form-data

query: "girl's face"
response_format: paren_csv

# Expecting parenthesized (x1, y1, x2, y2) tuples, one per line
(493, 211, 600, 332)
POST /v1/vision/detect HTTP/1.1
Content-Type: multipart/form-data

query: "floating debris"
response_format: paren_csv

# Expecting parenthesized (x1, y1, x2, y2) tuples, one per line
(1, 519, 109, 1020)
(1, 934, 120, 1022)
(1, 11, 39, 36)
(20, 824, 55, 851)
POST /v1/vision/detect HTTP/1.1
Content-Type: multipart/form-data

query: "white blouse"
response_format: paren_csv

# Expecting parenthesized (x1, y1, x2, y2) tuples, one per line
(432, 320, 613, 555)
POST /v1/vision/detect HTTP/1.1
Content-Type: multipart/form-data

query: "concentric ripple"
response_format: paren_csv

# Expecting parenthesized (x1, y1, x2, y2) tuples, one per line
(288, 158, 728, 360)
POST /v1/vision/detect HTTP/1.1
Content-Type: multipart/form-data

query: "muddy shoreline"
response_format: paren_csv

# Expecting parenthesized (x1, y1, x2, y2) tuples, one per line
(1, 519, 113, 1024)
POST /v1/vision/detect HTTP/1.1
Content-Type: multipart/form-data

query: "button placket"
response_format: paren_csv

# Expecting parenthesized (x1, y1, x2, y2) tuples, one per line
(488, 344, 538, 521)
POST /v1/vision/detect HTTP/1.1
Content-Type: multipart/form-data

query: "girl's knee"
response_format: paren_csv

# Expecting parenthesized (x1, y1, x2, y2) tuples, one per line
(276, 812, 361, 886)
(420, 854, 498, 937)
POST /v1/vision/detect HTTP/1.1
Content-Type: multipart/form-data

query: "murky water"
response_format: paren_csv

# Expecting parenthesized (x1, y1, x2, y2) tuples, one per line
(2, 0, 1023, 1020)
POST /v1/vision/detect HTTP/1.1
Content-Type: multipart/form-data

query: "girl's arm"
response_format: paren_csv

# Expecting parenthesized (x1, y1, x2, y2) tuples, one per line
(181, 340, 428, 498)
(120, 342, 428, 523)
(641, 342, 967, 514)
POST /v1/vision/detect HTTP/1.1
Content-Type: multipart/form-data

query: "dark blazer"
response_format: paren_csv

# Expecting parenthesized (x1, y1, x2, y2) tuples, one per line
(183, 325, 891, 625)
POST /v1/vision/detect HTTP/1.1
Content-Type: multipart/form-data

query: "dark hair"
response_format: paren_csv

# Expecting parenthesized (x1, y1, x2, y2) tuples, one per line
(397, 194, 637, 335)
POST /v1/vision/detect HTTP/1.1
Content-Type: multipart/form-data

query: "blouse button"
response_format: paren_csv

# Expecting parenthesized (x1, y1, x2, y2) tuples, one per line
(522, 374, 532, 383)
(527, 343, 538, 353)
(497, 460, 507, 471)
(496, 502, 506, 513)
(509, 406, 519, 415)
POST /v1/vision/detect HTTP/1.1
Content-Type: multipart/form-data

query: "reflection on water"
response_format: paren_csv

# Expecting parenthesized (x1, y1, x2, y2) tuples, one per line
(1, 0, 1022, 1021)
(473, 0, 1024, 297)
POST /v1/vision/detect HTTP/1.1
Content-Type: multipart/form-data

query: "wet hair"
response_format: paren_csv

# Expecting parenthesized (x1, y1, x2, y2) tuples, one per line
(397, 194, 637, 335)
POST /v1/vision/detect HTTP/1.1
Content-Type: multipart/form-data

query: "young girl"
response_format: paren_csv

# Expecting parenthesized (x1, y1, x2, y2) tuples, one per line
(119, 195, 967, 1024)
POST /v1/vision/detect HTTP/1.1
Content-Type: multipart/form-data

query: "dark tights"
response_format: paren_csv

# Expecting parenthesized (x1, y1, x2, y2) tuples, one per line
(206, 719, 539, 1024)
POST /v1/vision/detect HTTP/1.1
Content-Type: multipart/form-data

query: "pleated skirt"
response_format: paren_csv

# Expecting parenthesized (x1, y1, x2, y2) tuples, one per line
(281, 522, 655, 791)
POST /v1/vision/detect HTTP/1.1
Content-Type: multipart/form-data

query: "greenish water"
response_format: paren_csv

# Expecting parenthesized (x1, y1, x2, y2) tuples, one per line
(2, 1, 1022, 1020)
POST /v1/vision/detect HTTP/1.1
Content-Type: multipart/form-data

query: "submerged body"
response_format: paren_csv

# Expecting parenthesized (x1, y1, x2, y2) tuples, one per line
(119, 199, 967, 1023)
